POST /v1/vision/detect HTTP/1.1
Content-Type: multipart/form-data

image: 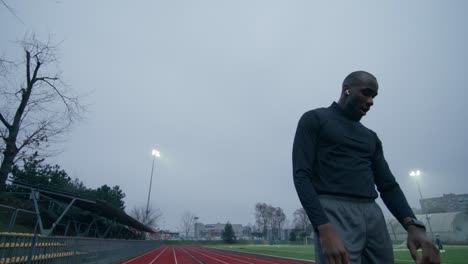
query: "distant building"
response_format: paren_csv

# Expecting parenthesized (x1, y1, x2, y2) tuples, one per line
(195, 223, 250, 240)
(420, 193, 468, 213)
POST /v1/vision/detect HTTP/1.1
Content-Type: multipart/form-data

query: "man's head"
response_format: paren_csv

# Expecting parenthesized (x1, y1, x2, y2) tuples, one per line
(338, 71, 379, 120)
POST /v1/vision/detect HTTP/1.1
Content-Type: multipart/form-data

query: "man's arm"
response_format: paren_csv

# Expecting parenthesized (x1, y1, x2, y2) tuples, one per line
(293, 111, 349, 264)
(372, 136, 440, 264)
(292, 111, 329, 228)
(372, 136, 415, 223)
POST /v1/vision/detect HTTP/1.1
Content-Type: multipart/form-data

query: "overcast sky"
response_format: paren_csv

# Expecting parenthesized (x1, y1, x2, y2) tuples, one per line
(1, 0, 467, 231)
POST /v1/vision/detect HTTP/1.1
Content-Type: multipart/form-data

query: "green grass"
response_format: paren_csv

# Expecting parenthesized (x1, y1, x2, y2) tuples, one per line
(211, 244, 468, 264)
(393, 245, 468, 264)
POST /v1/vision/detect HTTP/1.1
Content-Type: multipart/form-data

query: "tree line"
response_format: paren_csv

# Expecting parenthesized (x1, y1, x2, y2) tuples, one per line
(7, 154, 126, 209)
(254, 202, 312, 241)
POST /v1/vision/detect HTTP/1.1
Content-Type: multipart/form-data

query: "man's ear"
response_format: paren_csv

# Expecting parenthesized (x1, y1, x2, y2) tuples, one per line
(342, 84, 350, 94)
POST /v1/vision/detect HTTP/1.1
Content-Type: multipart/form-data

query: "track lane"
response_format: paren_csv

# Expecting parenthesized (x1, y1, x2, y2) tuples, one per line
(189, 246, 258, 264)
(202, 247, 314, 264)
(194, 247, 278, 264)
(149, 246, 172, 264)
(120, 245, 315, 264)
(174, 246, 205, 264)
(119, 246, 166, 264)
(184, 246, 232, 263)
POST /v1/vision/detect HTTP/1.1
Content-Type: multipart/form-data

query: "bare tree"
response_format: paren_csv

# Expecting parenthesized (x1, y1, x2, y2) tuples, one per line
(293, 208, 312, 237)
(130, 206, 163, 227)
(254, 202, 283, 240)
(254, 202, 270, 239)
(179, 211, 196, 239)
(0, 35, 82, 189)
(266, 205, 275, 238)
(271, 207, 286, 240)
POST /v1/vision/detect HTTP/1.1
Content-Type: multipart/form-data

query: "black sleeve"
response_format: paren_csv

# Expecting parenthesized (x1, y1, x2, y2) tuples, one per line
(292, 111, 329, 229)
(372, 135, 416, 226)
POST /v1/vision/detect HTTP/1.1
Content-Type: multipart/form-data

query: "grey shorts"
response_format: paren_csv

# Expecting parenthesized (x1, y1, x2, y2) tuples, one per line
(313, 195, 394, 264)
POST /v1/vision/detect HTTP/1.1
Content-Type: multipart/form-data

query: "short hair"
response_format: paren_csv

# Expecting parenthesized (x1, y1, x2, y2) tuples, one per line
(342, 71, 378, 89)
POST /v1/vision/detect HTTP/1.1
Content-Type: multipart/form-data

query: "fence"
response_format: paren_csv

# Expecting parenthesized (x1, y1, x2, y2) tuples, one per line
(0, 233, 162, 264)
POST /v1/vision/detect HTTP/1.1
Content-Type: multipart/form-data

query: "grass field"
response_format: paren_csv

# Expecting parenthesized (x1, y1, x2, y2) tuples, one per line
(212, 244, 468, 264)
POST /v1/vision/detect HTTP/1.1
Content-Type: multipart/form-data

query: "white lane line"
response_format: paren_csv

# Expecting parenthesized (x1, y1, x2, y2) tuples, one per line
(179, 247, 205, 264)
(202, 248, 279, 264)
(206, 247, 315, 263)
(149, 246, 168, 264)
(186, 247, 230, 264)
(173, 246, 178, 264)
(194, 248, 256, 264)
(121, 246, 163, 264)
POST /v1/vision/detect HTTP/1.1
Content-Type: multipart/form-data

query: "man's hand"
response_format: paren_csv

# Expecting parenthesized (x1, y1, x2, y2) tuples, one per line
(407, 225, 440, 264)
(318, 223, 350, 264)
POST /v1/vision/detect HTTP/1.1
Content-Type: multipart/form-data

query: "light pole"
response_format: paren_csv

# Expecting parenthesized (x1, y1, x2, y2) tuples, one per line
(194, 216, 199, 240)
(146, 149, 161, 216)
(409, 169, 434, 240)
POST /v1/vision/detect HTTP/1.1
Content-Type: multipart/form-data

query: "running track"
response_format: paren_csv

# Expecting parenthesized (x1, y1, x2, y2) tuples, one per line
(119, 245, 315, 264)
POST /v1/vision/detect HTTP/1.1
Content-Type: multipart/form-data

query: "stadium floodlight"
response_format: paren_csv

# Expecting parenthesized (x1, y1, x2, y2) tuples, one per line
(409, 169, 434, 240)
(409, 170, 423, 198)
(152, 149, 161, 158)
(146, 148, 161, 215)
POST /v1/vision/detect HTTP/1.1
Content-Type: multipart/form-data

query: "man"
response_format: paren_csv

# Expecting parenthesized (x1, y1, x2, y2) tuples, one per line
(292, 71, 440, 264)
(435, 235, 445, 253)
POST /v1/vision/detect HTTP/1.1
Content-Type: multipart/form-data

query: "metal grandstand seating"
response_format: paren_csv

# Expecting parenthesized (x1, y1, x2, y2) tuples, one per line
(0, 232, 162, 263)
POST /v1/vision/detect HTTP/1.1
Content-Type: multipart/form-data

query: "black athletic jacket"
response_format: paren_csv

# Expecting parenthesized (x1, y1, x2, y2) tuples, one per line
(292, 102, 415, 228)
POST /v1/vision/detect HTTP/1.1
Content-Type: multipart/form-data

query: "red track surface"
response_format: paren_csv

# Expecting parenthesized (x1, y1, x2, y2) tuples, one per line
(119, 246, 315, 264)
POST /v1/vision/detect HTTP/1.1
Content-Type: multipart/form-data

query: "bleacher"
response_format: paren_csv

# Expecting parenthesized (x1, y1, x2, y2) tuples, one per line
(0, 232, 87, 264)
(0, 232, 163, 264)
(0, 182, 162, 263)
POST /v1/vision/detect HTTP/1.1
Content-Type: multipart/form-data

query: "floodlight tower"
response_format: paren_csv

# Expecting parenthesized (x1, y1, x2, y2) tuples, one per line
(409, 169, 434, 240)
(146, 149, 161, 215)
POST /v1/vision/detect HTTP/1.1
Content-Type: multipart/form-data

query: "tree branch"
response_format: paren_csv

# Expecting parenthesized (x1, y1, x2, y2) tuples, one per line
(0, 128, 7, 140)
(0, 58, 14, 76)
(17, 123, 47, 153)
(36, 76, 58, 81)
(26, 50, 31, 87)
(0, 113, 11, 129)
(42, 79, 67, 102)
(39, 78, 76, 110)
(13, 51, 38, 130)
(30, 55, 42, 86)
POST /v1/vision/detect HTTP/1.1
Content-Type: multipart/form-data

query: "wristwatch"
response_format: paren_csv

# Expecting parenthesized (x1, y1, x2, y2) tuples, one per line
(403, 218, 426, 231)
